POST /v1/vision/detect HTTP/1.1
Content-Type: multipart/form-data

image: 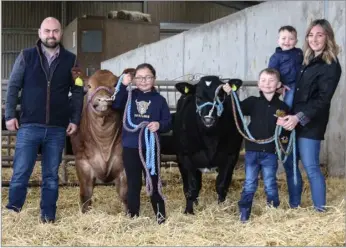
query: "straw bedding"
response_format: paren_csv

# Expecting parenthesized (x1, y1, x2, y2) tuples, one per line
(1, 161, 345, 246)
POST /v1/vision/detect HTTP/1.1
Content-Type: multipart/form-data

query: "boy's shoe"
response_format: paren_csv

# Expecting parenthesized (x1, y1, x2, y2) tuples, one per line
(239, 207, 251, 223)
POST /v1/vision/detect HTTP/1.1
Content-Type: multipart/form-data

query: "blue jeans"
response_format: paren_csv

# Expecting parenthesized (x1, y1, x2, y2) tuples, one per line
(238, 151, 279, 208)
(283, 84, 295, 109)
(283, 137, 325, 211)
(6, 124, 66, 220)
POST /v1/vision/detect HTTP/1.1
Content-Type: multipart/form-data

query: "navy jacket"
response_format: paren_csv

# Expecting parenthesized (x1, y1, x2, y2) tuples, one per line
(268, 47, 303, 86)
(5, 40, 84, 128)
(112, 83, 172, 149)
(241, 92, 289, 153)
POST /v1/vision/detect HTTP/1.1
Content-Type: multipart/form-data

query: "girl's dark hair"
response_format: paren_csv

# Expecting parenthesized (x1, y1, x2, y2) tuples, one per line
(135, 63, 156, 77)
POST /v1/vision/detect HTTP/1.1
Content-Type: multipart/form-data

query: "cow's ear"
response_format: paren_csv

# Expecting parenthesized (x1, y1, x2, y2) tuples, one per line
(83, 78, 90, 94)
(122, 68, 135, 76)
(175, 82, 195, 95)
(71, 67, 84, 80)
(227, 78, 243, 92)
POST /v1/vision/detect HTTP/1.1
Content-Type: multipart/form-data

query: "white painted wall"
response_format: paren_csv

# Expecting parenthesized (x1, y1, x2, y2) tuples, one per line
(101, 1, 346, 176)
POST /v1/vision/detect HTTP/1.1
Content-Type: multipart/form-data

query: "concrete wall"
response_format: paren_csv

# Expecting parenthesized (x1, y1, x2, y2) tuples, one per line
(101, 1, 346, 176)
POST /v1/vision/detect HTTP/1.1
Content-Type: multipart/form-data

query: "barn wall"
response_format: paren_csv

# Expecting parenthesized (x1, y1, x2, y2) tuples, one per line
(65, 2, 143, 24)
(1, 1, 61, 79)
(2, 1, 62, 28)
(1, 1, 236, 80)
(1, 31, 38, 79)
(101, 1, 346, 177)
(147, 1, 236, 23)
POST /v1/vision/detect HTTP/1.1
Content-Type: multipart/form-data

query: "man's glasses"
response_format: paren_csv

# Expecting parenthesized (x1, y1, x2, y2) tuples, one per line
(133, 76, 155, 82)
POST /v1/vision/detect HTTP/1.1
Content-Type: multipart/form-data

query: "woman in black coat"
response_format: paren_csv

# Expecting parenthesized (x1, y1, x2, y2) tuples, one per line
(277, 19, 342, 211)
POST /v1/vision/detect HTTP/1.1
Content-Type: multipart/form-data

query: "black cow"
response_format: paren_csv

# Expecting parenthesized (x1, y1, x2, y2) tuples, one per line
(173, 76, 243, 214)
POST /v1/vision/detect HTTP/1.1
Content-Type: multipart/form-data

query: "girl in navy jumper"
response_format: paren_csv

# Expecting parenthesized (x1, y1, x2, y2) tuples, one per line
(112, 63, 171, 224)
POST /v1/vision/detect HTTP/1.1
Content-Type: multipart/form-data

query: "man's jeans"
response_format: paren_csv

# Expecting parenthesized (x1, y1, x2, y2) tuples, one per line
(238, 151, 279, 208)
(283, 137, 325, 211)
(6, 124, 66, 220)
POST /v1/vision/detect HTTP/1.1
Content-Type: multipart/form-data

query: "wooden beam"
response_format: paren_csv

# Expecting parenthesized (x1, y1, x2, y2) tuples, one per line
(61, 1, 67, 28)
(211, 1, 262, 11)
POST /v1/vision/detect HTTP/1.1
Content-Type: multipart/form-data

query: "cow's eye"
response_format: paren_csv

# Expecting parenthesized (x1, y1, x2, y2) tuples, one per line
(87, 84, 91, 89)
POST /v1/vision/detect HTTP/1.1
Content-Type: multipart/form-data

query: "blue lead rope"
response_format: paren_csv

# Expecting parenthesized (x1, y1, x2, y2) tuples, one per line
(231, 90, 274, 144)
(196, 85, 224, 117)
(196, 102, 224, 117)
(112, 74, 157, 175)
(274, 125, 298, 185)
(110, 74, 125, 101)
(126, 100, 156, 176)
(231, 89, 298, 185)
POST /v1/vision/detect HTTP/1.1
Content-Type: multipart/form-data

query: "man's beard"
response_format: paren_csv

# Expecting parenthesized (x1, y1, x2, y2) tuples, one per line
(41, 38, 59, 49)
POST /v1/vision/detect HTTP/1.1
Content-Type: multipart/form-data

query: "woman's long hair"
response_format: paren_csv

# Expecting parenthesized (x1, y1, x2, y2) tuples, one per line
(303, 19, 340, 65)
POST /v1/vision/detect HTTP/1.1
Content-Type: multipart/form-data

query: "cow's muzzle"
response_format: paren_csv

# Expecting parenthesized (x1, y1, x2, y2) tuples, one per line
(202, 115, 215, 127)
(93, 96, 112, 112)
(87, 86, 114, 113)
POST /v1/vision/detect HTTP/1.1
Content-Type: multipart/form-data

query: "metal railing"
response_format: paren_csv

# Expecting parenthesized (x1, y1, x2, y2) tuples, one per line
(1, 79, 256, 187)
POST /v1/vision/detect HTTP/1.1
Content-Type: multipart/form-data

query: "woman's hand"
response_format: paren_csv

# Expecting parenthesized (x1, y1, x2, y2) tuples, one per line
(147, 122, 160, 132)
(277, 115, 299, 131)
(122, 73, 133, 86)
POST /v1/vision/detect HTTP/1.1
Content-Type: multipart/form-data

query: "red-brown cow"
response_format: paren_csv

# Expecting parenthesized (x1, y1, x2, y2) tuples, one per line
(70, 68, 133, 213)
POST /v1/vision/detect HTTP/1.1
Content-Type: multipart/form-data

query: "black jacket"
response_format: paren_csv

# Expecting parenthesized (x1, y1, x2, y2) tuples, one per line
(292, 55, 342, 140)
(240, 92, 289, 153)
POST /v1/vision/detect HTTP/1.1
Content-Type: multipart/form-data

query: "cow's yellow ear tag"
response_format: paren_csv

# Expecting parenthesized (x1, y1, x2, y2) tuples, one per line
(231, 84, 237, 91)
(184, 86, 189, 94)
(75, 77, 83, 87)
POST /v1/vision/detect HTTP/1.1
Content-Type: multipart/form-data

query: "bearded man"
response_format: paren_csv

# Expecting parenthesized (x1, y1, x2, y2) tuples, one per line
(4, 17, 84, 223)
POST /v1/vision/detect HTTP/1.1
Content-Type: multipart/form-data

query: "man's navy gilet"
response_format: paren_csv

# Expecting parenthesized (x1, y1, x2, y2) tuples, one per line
(21, 44, 76, 128)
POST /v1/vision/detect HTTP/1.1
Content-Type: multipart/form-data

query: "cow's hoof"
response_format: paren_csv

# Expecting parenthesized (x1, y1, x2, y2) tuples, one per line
(184, 208, 195, 215)
(218, 196, 226, 204)
(184, 199, 195, 215)
(81, 205, 92, 213)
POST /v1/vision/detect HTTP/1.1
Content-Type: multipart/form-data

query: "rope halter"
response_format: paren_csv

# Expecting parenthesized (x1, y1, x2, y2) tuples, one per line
(196, 84, 225, 121)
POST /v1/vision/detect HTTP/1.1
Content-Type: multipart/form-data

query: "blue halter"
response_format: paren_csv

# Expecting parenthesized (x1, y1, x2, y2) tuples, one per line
(196, 85, 224, 118)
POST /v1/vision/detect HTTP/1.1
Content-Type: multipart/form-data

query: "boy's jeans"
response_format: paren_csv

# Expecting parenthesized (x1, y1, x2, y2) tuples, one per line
(6, 124, 66, 220)
(238, 151, 279, 208)
(283, 137, 325, 211)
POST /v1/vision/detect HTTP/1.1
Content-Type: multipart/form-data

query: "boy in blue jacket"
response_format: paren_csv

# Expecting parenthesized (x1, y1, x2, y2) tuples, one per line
(268, 25, 303, 108)
(112, 63, 171, 224)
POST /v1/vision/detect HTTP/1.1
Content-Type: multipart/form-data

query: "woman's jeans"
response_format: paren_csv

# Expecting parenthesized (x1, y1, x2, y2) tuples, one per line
(283, 137, 326, 211)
